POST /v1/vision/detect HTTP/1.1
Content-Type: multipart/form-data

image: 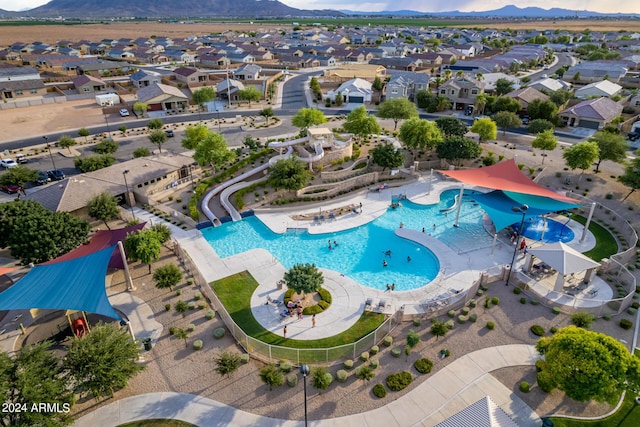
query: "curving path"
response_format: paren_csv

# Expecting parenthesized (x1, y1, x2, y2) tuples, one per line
(73, 344, 542, 427)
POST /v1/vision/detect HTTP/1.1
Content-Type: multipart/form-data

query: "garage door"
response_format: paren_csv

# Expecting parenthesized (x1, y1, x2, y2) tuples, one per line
(349, 96, 364, 103)
(578, 120, 600, 129)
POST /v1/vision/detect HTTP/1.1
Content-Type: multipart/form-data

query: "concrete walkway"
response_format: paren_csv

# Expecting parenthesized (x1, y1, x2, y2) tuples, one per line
(73, 344, 542, 427)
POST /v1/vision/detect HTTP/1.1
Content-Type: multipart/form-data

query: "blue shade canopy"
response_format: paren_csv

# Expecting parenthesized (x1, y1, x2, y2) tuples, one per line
(472, 191, 580, 231)
(0, 245, 121, 320)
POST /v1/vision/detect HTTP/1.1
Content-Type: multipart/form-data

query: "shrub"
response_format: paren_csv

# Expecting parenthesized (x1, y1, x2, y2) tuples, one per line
(286, 372, 298, 387)
(390, 347, 402, 358)
(628, 307, 637, 315)
(530, 299, 540, 305)
(406, 330, 420, 348)
(519, 381, 530, 393)
(476, 289, 484, 296)
(373, 383, 387, 398)
(175, 300, 188, 313)
(370, 345, 379, 355)
(550, 326, 558, 334)
(193, 340, 203, 350)
(186, 323, 195, 332)
(491, 297, 500, 305)
(457, 315, 468, 324)
(571, 312, 595, 328)
(461, 307, 470, 315)
(469, 313, 478, 323)
(537, 370, 556, 393)
(519, 297, 526, 304)
(194, 292, 202, 300)
(447, 309, 456, 318)
(445, 320, 455, 330)
(469, 299, 477, 308)
(279, 362, 292, 373)
(214, 328, 226, 339)
(620, 318, 633, 330)
(187, 301, 196, 310)
(414, 358, 433, 374)
(551, 307, 561, 315)
(336, 370, 348, 383)
(412, 318, 421, 327)
(164, 303, 171, 311)
(603, 314, 611, 321)
(484, 297, 491, 308)
(370, 359, 379, 369)
(513, 287, 522, 294)
(205, 310, 216, 320)
(318, 287, 332, 304)
(386, 371, 413, 391)
(530, 325, 545, 336)
(360, 352, 370, 362)
(486, 321, 495, 330)
(344, 359, 354, 369)
(383, 336, 393, 347)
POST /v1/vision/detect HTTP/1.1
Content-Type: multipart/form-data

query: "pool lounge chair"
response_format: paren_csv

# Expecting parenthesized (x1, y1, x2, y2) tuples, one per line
(320, 214, 325, 222)
(329, 212, 336, 221)
(365, 298, 373, 310)
(313, 215, 319, 223)
(267, 295, 282, 306)
(378, 300, 388, 311)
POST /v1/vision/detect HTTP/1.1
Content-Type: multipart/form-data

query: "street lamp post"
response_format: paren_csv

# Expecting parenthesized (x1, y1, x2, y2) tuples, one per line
(43, 136, 57, 170)
(506, 204, 529, 286)
(216, 109, 222, 133)
(299, 364, 310, 427)
(185, 162, 196, 192)
(103, 102, 112, 136)
(122, 169, 136, 220)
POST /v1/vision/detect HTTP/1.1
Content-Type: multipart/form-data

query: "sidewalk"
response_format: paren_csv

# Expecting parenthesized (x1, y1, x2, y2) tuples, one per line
(73, 344, 541, 427)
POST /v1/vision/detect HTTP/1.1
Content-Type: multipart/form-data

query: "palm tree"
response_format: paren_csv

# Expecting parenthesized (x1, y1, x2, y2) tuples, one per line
(474, 94, 487, 116)
(443, 69, 453, 81)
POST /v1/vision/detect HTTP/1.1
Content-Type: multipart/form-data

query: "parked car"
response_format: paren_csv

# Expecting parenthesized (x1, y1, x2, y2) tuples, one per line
(47, 169, 65, 181)
(15, 154, 28, 164)
(0, 158, 18, 169)
(165, 129, 174, 137)
(35, 171, 51, 185)
(0, 183, 19, 194)
(119, 108, 130, 117)
(521, 116, 530, 125)
(628, 131, 640, 141)
(464, 106, 474, 116)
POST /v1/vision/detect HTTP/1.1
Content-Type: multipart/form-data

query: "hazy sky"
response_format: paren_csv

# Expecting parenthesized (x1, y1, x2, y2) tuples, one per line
(0, 0, 638, 13)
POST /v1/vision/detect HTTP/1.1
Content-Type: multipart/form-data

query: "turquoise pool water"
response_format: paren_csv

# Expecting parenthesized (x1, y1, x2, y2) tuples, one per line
(513, 216, 575, 243)
(202, 190, 493, 291)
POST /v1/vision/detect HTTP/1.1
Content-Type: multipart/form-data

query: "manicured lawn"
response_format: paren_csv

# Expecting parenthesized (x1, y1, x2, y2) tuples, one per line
(118, 420, 196, 427)
(211, 271, 385, 349)
(572, 215, 619, 261)
(548, 391, 640, 427)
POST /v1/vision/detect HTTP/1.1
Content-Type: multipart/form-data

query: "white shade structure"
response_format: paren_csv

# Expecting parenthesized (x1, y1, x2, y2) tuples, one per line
(528, 242, 601, 292)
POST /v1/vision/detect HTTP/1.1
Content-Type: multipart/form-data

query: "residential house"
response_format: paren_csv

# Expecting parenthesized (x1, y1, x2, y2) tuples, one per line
(77, 60, 131, 76)
(327, 78, 373, 103)
(72, 74, 107, 93)
(385, 71, 430, 101)
(438, 76, 485, 111)
(173, 67, 209, 87)
(216, 78, 245, 101)
(563, 61, 629, 83)
(504, 87, 549, 112)
(316, 55, 337, 67)
(198, 54, 230, 69)
(528, 77, 573, 93)
(574, 80, 623, 99)
(233, 64, 262, 80)
(369, 57, 422, 72)
(0, 65, 46, 101)
(129, 70, 161, 88)
(136, 83, 189, 112)
(105, 48, 135, 60)
(226, 52, 256, 64)
(559, 97, 623, 129)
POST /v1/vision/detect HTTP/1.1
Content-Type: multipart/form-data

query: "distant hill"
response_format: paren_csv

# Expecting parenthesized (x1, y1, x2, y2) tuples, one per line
(341, 5, 639, 18)
(22, 0, 343, 18)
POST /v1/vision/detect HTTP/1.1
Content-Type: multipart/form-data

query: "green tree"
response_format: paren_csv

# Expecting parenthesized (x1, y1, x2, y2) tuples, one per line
(133, 147, 151, 158)
(376, 98, 418, 130)
(193, 132, 236, 172)
(343, 105, 381, 141)
(619, 155, 640, 201)
(64, 322, 143, 400)
(124, 228, 162, 274)
(192, 86, 216, 121)
(292, 108, 327, 134)
(311, 366, 333, 393)
(93, 138, 119, 154)
(570, 312, 595, 328)
(494, 111, 522, 135)
(436, 136, 482, 165)
(474, 93, 487, 116)
(563, 141, 599, 180)
(238, 86, 262, 106)
(149, 223, 172, 244)
(87, 192, 119, 229)
(527, 119, 555, 135)
(531, 129, 558, 164)
(147, 118, 164, 130)
(495, 78, 515, 96)
(0, 342, 74, 427)
(470, 117, 497, 141)
(372, 75, 383, 102)
(0, 200, 90, 264)
(0, 166, 38, 188)
(398, 118, 443, 159)
(259, 364, 285, 391)
(173, 327, 189, 347)
(527, 99, 558, 122)
(549, 90, 572, 107)
(148, 129, 168, 153)
(214, 351, 242, 377)
(74, 154, 117, 172)
(415, 90, 432, 109)
(58, 135, 77, 154)
(259, 107, 275, 125)
(430, 320, 448, 340)
(589, 131, 628, 173)
(78, 127, 90, 143)
(435, 117, 468, 137)
(181, 124, 211, 150)
(284, 263, 324, 296)
(491, 96, 521, 113)
(309, 76, 321, 99)
(152, 264, 183, 291)
(268, 157, 310, 190)
(133, 101, 149, 117)
(370, 142, 404, 171)
(535, 326, 640, 402)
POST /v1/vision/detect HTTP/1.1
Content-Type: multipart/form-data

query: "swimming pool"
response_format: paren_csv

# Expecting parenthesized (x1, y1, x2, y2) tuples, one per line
(202, 190, 493, 291)
(513, 216, 575, 243)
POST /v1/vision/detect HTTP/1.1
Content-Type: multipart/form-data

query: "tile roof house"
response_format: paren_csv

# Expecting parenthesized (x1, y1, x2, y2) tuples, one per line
(385, 71, 431, 100)
(439, 76, 485, 110)
(327, 78, 373, 104)
(136, 83, 189, 112)
(559, 97, 623, 130)
(504, 87, 549, 110)
(528, 77, 573, 93)
(72, 74, 107, 93)
(0, 65, 46, 101)
(574, 80, 623, 99)
(129, 70, 162, 88)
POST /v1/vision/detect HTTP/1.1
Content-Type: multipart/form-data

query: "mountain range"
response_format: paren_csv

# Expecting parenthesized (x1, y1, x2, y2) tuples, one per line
(0, 2, 637, 19)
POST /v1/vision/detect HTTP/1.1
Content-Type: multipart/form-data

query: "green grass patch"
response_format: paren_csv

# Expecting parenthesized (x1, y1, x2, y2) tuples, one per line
(118, 420, 197, 427)
(212, 271, 384, 349)
(548, 391, 640, 427)
(572, 215, 619, 261)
